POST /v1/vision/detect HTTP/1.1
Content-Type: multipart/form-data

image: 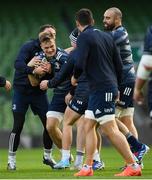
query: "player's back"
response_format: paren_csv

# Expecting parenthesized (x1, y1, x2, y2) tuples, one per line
(79, 26, 122, 90)
(13, 39, 46, 94)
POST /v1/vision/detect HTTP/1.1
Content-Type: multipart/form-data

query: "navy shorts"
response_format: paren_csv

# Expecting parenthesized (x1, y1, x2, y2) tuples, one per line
(68, 96, 88, 115)
(86, 87, 118, 120)
(116, 82, 134, 108)
(48, 93, 67, 113)
(12, 89, 48, 117)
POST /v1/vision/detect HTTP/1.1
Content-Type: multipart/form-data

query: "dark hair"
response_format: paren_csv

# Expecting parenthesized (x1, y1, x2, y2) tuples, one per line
(39, 24, 56, 33)
(75, 8, 94, 26)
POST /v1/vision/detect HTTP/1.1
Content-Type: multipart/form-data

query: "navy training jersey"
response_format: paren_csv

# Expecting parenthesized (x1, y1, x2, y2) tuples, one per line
(111, 26, 135, 84)
(13, 39, 48, 94)
(74, 26, 123, 91)
(48, 49, 90, 99)
(72, 50, 90, 99)
(50, 48, 71, 94)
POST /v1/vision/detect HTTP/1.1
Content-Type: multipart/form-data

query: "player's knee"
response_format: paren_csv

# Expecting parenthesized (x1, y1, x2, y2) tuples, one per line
(46, 119, 57, 132)
(120, 116, 133, 126)
(101, 120, 119, 136)
(76, 120, 85, 130)
(84, 119, 96, 134)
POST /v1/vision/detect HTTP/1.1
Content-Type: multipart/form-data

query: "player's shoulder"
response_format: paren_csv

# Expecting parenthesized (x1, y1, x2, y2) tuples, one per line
(112, 26, 127, 37)
(77, 27, 94, 42)
(55, 47, 68, 61)
(21, 39, 39, 50)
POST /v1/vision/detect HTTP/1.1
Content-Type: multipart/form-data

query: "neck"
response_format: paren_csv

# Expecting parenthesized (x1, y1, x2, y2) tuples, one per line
(80, 25, 90, 32)
(114, 23, 122, 30)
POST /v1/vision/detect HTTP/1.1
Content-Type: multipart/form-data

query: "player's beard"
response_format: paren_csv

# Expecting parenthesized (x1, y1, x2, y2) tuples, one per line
(103, 23, 115, 31)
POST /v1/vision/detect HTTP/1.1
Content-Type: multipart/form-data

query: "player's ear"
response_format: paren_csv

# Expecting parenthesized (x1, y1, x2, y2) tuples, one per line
(115, 15, 120, 25)
(76, 21, 79, 28)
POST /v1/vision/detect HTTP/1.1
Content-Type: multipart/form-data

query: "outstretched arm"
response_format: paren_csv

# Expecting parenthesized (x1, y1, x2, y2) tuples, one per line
(134, 54, 152, 104)
(0, 76, 11, 91)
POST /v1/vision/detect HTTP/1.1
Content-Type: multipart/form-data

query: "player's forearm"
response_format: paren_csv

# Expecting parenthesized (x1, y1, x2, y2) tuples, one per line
(64, 47, 74, 54)
(48, 69, 69, 88)
(48, 61, 73, 88)
(15, 60, 34, 74)
(137, 54, 152, 80)
(47, 76, 62, 88)
(73, 58, 83, 79)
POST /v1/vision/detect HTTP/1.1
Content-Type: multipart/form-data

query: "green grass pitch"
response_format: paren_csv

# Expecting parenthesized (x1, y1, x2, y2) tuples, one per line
(0, 147, 151, 179)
